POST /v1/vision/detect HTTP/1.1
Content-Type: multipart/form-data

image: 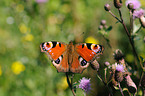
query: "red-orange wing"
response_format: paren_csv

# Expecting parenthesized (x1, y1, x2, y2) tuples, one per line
(40, 41, 69, 72)
(75, 43, 104, 61)
(70, 43, 104, 73)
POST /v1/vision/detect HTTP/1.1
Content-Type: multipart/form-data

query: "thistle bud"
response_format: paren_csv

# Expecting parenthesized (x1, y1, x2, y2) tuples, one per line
(124, 75, 137, 94)
(113, 49, 124, 61)
(98, 25, 103, 30)
(104, 25, 108, 29)
(127, 3, 134, 10)
(141, 72, 145, 88)
(104, 4, 111, 11)
(100, 20, 106, 26)
(114, 0, 122, 9)
(90, 60, 99, 71)
(139, 15, 145, 28)
(105, 62, 110, 67)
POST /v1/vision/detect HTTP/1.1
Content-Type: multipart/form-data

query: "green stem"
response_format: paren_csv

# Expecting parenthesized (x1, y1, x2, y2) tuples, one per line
(108, 10, 122, 23)
(118, 83, 124, 96)
(136, 26, 142, 34)
(118, 8, 140, 68)
(97, 71, 113, 96)
(143, 89, 145, 96)
(137, 71, 144, 95)
(109, 8, 140, 66)
(66, 73, 76, 96)
(129, 10, 133, 35)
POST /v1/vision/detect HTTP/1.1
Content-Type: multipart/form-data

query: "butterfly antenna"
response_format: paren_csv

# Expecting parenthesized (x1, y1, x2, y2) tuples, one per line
(59, 24, 64, 34)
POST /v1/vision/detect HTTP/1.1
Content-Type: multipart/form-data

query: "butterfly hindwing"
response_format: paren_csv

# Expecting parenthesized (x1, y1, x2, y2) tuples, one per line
(40, 41, 69, 72)
(70, 52, 90, 73)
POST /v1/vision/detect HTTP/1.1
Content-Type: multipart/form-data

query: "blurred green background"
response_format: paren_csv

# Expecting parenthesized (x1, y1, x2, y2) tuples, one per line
(0, 0, 145, 96)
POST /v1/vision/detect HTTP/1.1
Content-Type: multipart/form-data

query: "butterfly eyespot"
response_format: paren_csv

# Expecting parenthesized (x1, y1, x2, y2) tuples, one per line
(54, 55, 63, 64)
(55, 58, 60, 64)
(96, 45, 103, 53)
(41, 43, 46, 50)
(93, 45, 98, 49)
(91, 44, 103, 53)
(78, 56, 87, 66)
(47, 42, 49, 45)
(46, 42, 50, 48)
(42, 42, 45, 47)
(81, 59, 87, 66)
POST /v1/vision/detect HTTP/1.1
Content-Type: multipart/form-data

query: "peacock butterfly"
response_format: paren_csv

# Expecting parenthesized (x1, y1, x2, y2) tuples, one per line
(40, 41, 104, 73)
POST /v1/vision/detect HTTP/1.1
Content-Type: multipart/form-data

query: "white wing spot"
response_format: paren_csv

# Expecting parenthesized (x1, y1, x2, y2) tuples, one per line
(92, 52, 95, 54)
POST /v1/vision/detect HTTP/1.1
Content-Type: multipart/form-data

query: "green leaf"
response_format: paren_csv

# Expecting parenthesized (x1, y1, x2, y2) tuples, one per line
(140, 56, 144, 62)
(105, 26, 112, 32)
(73, 86, 77, 93)
(122, 88, 128, 92)
(115, 21, 120, 24)
(114, 86, 119, 90)
(73, 82, 79, 93)
(96, 75, 103, 82)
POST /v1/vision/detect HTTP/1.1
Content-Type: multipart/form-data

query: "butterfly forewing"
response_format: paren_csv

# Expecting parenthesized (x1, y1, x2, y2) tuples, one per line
(75, 43, 104, 62)
(40, 41, 69, 72)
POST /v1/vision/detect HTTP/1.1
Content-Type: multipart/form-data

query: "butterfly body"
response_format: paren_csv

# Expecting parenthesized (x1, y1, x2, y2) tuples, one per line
(40, 41, 104, 73)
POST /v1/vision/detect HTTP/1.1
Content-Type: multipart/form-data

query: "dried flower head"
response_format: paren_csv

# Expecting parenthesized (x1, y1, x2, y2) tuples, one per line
(126, 0, 141, 10)
(139, 15, 145, 28)
(114, 64, 124, 82)
(115, 70, 123, 82)
(133, 9, 145, 19)
(79, 77, 91, 93)
(124, 75, 137, 94)
(114, 0, 122, 8)
(90, 60, 99, 71)
(113, 49, 124, 61)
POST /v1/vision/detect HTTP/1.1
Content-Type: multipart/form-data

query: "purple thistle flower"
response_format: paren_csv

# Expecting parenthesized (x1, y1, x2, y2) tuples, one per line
(133, 9, 145, 19)
(79, 77, 91, 93)
(36, 0, 48, 3)
(116, 64, 124, 72)
(125, 0, 141, 9)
